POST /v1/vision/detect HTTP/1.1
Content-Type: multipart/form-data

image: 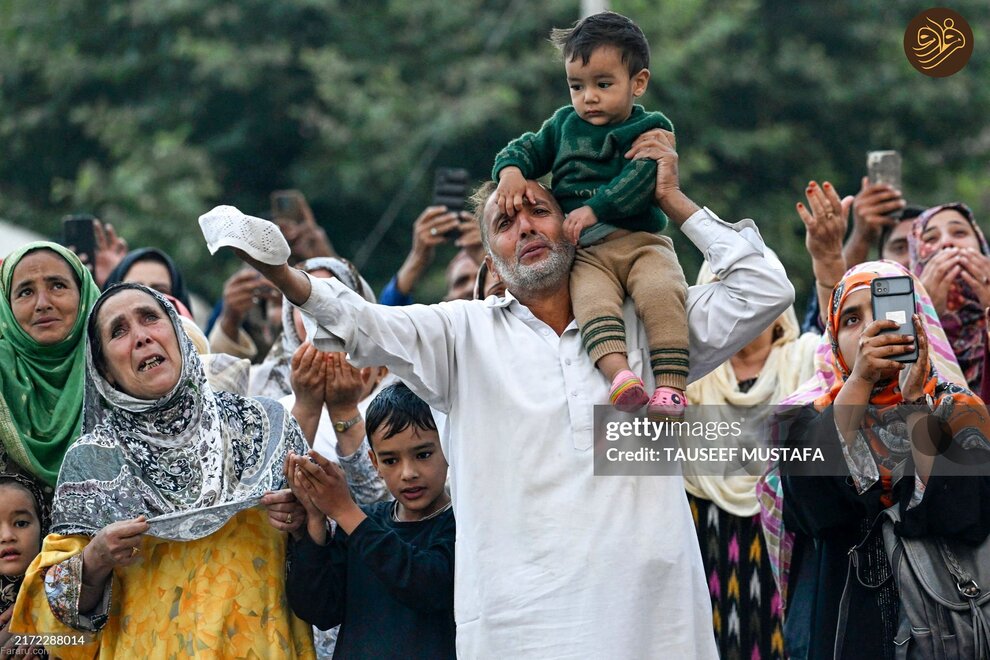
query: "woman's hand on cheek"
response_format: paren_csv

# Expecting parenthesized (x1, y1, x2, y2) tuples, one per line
(919, 249, 962, 316)
(957, 250, 990, 308)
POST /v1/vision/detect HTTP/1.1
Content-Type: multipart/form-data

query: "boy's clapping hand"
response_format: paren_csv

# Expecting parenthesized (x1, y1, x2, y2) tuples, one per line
(289, 450, 368, 535)
(496, 167, 536, 216)
(563, 206, 597, 244)
(285, 451, 327, 544)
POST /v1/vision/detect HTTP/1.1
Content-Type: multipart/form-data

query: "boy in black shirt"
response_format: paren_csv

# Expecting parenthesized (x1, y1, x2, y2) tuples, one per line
(286, 383, 455, 659)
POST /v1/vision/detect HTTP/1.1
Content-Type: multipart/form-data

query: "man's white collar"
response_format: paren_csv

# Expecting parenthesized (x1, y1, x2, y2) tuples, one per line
(484, 289, 517, 309)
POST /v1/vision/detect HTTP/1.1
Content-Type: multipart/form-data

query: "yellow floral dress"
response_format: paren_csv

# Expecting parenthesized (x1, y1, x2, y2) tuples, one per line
(11, 507, 314, 659)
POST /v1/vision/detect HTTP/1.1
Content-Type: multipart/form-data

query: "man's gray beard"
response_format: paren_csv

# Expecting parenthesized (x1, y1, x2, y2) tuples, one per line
(491, 239, 575, 295)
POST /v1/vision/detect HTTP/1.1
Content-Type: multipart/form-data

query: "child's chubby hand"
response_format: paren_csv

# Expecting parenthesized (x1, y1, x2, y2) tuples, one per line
(564, 206, 597, 244)
(289, 450, 368, 535)
(496, 167, 535, 216)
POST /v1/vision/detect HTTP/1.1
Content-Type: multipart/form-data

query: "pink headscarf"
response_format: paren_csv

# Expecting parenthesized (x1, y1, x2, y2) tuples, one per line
(908, 202, 990, 401)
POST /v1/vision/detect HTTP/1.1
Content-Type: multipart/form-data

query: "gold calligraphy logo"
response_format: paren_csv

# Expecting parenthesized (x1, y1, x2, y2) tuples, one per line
(904, 8, 973, 77)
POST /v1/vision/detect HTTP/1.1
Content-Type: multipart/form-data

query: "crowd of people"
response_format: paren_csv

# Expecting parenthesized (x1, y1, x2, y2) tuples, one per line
(0, 10, 988, 660)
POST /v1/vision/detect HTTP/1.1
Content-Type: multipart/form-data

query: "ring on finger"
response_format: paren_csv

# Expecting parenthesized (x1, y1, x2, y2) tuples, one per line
(286, 513, 293, 525)
(131, 546, 139, 557)
(430, 228, 438, 237)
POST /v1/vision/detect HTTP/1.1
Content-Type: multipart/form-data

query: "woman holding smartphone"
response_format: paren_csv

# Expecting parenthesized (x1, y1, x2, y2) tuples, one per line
(763, 182, 987, 658)
(777, 260, 990, 659)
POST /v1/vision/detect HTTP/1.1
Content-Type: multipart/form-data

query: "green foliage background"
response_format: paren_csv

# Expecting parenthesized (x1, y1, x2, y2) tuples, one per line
(1, 0, 987, 305)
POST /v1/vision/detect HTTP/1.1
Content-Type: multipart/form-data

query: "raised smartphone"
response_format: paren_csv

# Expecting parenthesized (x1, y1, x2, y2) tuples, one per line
(432, 167, 470, 239)
(867, 150, 902, 189)
(270, 190, 307, 225)
(871, 275, 918, 363)
(62, 214, 97, 267)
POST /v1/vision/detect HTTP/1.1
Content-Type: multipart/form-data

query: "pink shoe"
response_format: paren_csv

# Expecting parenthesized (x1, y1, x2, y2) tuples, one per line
(609, 370, 649, 412)
(648, 386, 686, 419)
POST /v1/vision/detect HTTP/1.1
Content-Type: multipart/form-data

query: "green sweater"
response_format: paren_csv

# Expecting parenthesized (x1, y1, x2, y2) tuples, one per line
(493, 105, 674, 240)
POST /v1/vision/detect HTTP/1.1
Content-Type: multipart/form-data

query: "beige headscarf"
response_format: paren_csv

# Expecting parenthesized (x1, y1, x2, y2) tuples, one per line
(177, 317, 250, 396)
(178, 317, 210, 355)
(683, 255, 820, 517)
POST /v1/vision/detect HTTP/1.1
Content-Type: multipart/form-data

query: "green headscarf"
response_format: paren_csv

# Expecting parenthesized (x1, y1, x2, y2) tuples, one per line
(0, 242, 100, 486)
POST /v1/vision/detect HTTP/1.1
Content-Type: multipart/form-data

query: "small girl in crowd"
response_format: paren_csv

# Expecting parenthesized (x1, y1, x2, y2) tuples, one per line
(0, 474, 49, 653)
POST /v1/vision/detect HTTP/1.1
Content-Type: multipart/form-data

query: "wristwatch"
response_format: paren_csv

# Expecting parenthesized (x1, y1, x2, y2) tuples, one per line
(333, 413, 362, 433)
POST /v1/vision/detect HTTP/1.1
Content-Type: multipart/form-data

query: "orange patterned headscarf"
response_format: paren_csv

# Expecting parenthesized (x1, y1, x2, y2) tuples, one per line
(815, 268, 938, 411)
(813, 265, 990, 507)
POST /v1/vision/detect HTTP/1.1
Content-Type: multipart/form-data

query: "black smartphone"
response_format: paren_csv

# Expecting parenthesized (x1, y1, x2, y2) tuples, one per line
(270, 190, 306, 225)
(61, 214, 97, 267)
(432, 168, 470, 239)
(871, 275, 918, 363)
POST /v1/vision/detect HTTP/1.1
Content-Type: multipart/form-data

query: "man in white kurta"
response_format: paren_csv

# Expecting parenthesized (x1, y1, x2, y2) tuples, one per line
(229, 132, 793, 658)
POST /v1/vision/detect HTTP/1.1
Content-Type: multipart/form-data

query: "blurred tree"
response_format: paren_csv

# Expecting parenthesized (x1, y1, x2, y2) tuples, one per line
(0, 0, 987, 307)
(627, 0, 990, 299)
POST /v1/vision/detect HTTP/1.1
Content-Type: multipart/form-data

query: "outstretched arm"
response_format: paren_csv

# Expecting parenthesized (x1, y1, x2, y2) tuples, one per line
(230, 251, 312, 306)
(225, 244, 457, 412)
